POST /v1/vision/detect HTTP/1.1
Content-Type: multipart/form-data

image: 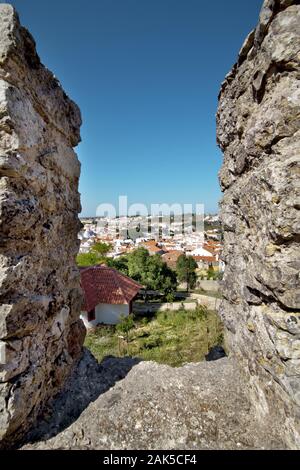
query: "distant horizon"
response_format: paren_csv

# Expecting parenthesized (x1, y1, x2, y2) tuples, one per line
(11, 0, 263, 217)
(80, 212, 219, 220)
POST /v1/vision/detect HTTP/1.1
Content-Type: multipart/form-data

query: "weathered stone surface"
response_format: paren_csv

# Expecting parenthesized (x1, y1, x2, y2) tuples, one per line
(0, 4, 84, 446)
(22, 349, 285, 450)
(217, 0, 300, 449)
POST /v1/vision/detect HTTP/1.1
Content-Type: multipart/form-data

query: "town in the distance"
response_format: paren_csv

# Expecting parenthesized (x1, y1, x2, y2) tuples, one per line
(78, 213, 224, 278)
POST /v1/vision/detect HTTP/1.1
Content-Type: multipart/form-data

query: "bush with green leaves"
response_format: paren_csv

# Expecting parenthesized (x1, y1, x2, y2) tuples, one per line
(76, 252, 101, 267)
(207, 265, 215, 280)
(76, 241, 112, 267)
(107, 256, 129, 275)
(142, 335, 162, 350)
(91, 242, 112, 257)
(176, 254, 198, 292)
(195, 305, 208, 320)
(116, 314, 135, 341)
(140, 316, 150, 326)
(165, 292, 175, 303)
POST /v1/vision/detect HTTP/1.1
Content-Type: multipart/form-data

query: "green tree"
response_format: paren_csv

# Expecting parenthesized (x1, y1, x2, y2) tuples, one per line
(76, 252, 101, 267)
(127, 247, 149, 283)
(91, 242, 112, 257)
(107, 256, 129, 276)
(127, 248, 177, 300)
(207, 264, 215, 280)
(145, 255, 177, 297)
(176, 254, 198, 293)
(76, 242, 112, 267)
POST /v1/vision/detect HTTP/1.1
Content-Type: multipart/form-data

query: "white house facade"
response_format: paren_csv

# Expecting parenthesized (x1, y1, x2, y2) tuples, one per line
(81, 303, 130, 328)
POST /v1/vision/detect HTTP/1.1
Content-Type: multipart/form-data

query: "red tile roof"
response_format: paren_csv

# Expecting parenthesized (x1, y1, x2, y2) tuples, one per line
(80, 266, 142, 312)
(162, 251, 181, 261)
(161, 251, 182, 269)
(140, 241, 166, 254)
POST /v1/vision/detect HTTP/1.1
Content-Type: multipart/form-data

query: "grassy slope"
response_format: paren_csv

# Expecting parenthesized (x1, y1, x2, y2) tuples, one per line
(85, 308, 223, 368)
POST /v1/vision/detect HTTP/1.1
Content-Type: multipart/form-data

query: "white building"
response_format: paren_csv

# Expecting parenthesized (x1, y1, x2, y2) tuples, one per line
(190, 247, 213, 257)
(80, 266, 142, 327)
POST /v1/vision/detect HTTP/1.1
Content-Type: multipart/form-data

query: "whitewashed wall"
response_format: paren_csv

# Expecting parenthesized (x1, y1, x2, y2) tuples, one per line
(81, 303, 130, 328)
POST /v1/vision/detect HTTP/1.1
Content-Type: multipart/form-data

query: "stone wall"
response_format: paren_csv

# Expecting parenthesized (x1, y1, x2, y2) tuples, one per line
(0, 5, 85, 446)
(196, 280, 221, 292)
(217, 0, 300, 448)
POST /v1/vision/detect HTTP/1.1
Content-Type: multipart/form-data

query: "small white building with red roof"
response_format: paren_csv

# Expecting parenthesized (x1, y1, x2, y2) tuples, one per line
(80, 265, 142, 327)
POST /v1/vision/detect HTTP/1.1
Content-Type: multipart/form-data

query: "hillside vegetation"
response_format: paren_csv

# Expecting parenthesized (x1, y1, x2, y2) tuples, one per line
(85, 307, 223, 367)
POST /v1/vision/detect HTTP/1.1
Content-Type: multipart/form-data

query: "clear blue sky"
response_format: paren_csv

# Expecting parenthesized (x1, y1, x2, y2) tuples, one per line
(11, 0, 262, 216)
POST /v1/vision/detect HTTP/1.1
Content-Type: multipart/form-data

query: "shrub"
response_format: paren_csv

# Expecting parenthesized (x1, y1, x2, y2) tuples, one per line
(116, 314, 135, 341)
(165, 292, 175, 303)
(195, 305, 208, 320)
(207, 265, 215, 280)
(143, 335, 162, 349)
(140, 316, 150, 326)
